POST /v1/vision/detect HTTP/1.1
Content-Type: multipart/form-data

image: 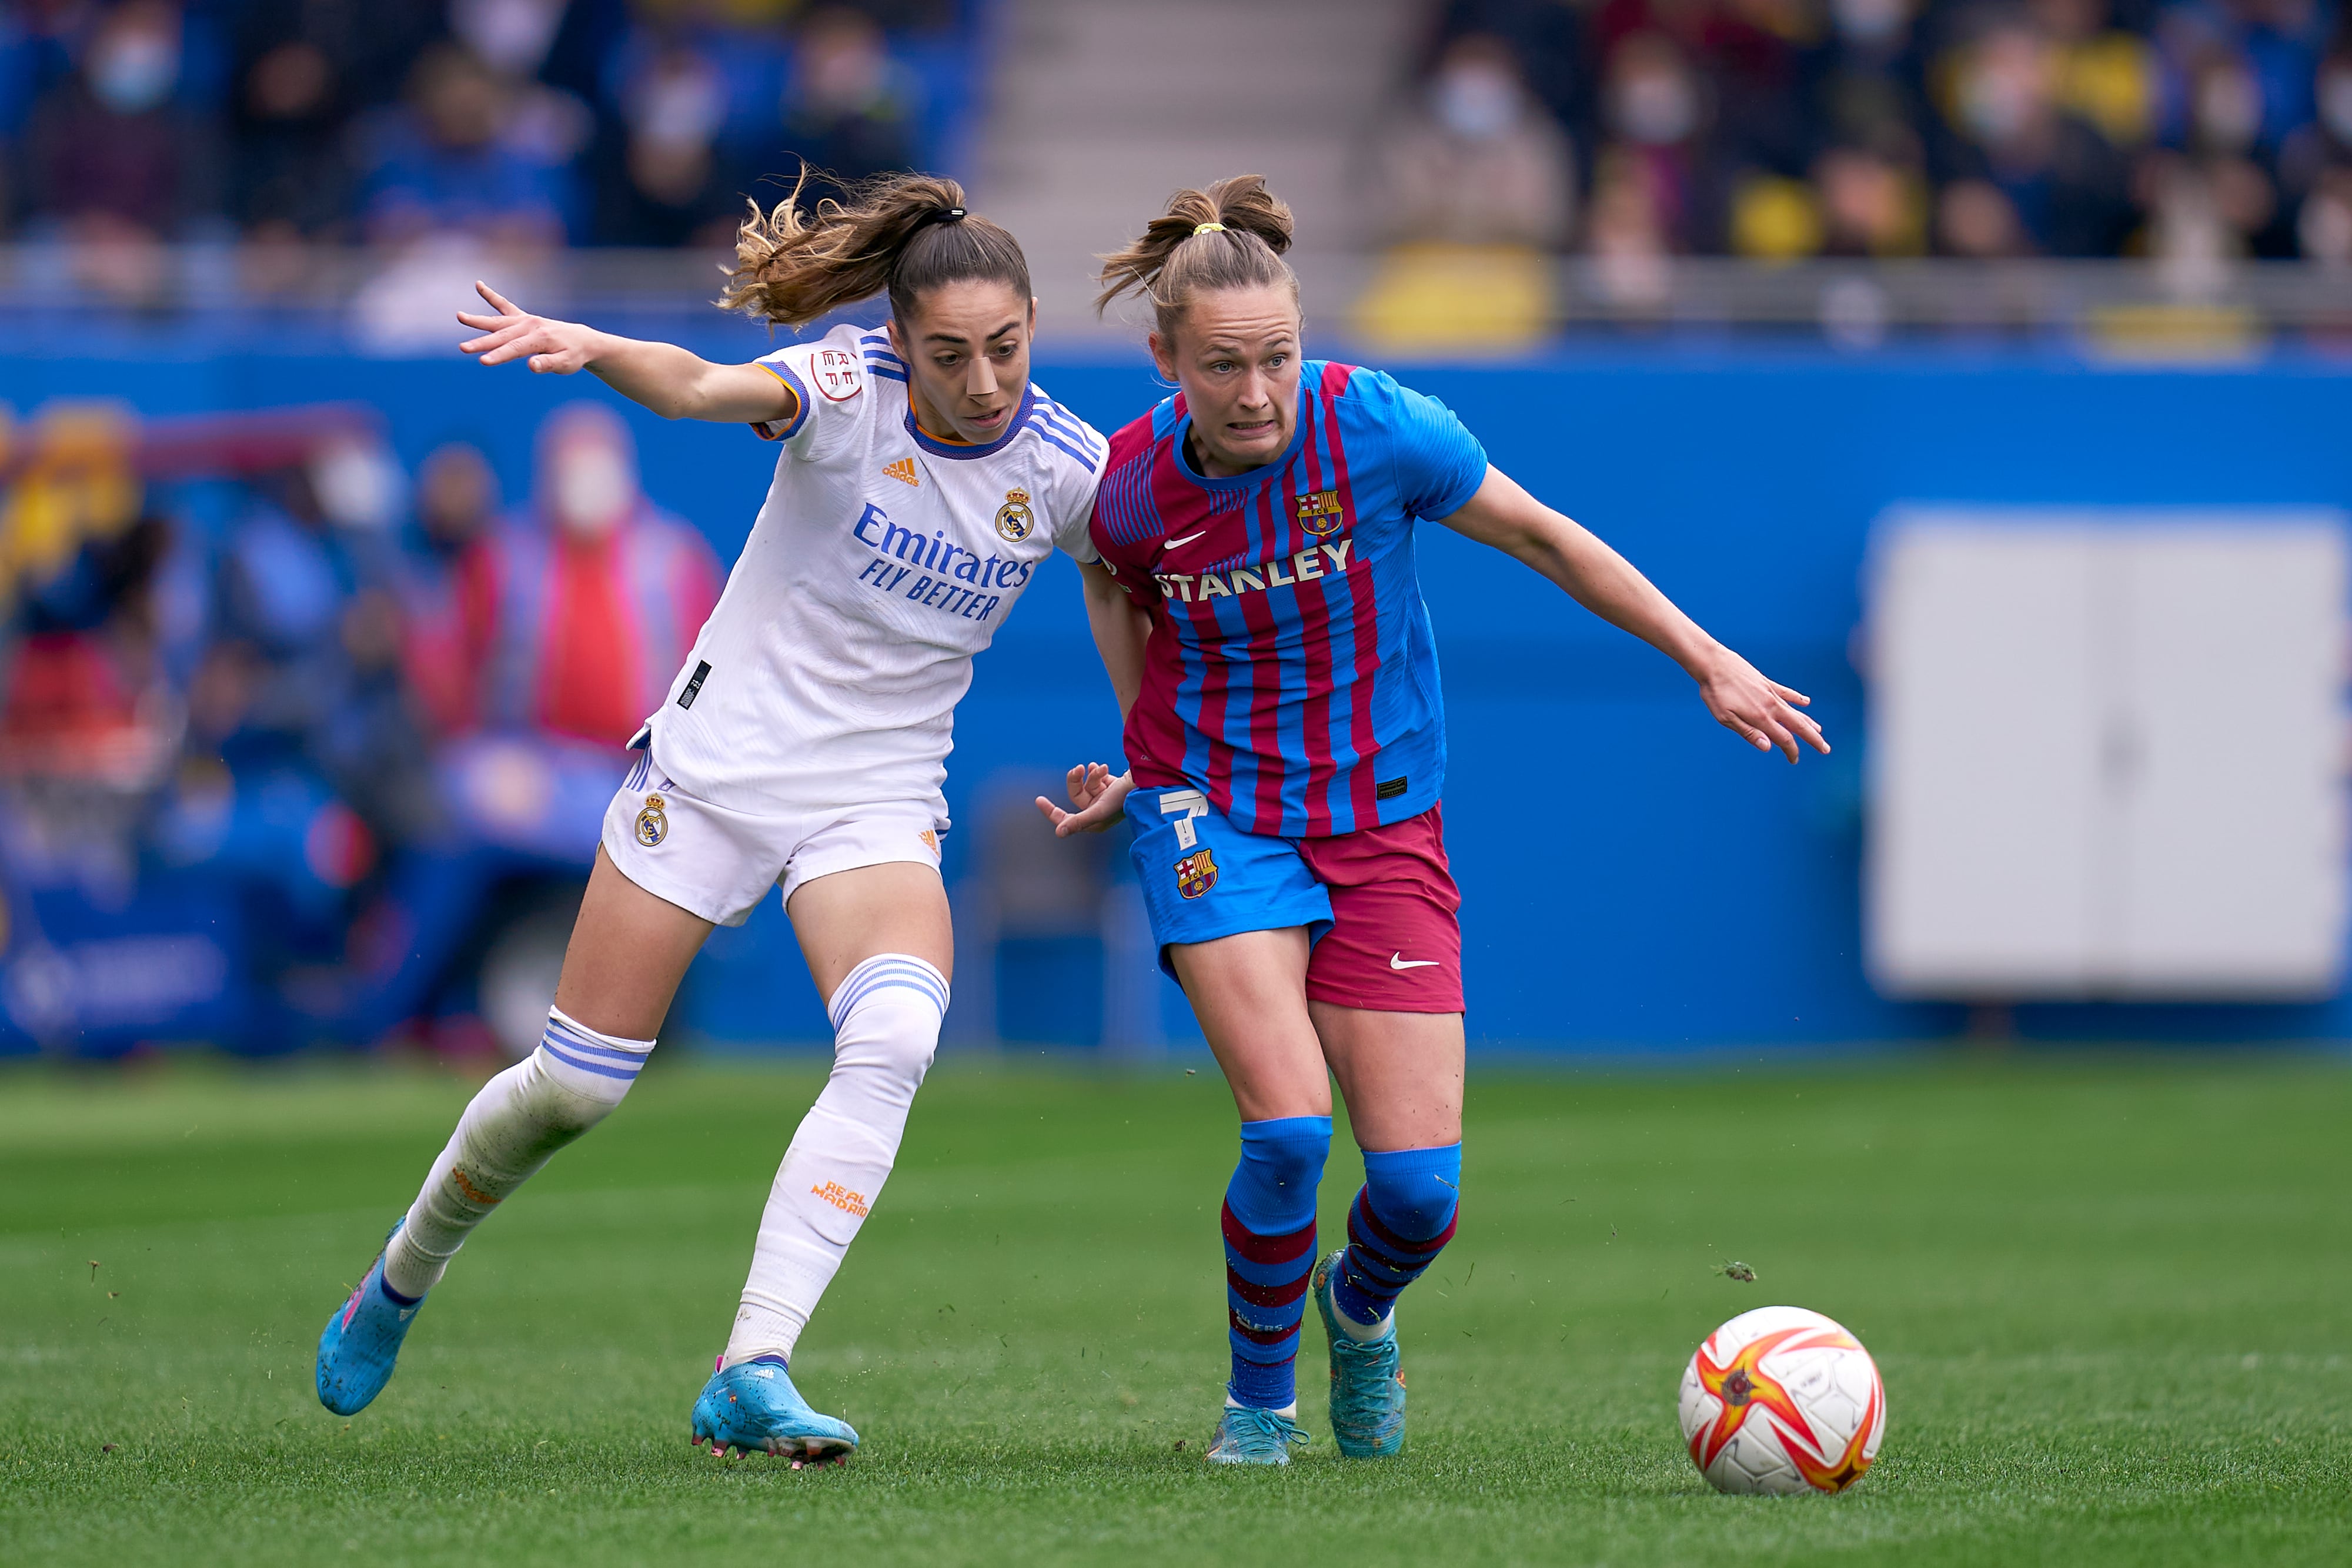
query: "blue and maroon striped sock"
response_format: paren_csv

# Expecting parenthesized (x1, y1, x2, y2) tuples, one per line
(1221, 1115, 1331, 1411)
(1331, 1143, 1461, 1335)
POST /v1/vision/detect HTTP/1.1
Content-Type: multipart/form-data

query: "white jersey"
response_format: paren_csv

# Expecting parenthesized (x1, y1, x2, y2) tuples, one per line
(636, 322, 1106, 823)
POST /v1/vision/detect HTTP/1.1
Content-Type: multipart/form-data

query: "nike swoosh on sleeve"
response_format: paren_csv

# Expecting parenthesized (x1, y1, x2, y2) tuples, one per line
(1389, 954, 1440, 970)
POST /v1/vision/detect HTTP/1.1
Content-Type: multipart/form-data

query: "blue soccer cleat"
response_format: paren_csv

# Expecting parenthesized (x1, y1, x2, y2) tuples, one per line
(316, 1223, 426, 1417)
(1204, 1403, 1311, 1465)
(690, 1356, 859, 1463)
(1312, 1249, 1406, 1457)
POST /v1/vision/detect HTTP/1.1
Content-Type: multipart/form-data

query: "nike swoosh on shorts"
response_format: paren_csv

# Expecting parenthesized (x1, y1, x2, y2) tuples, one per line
(1389, 954, 1440, 970)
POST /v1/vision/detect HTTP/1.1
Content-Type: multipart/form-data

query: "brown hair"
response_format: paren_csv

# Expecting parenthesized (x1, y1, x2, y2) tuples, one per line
(1094, 175, 1297, 338)
(720, 167, 1031, 329)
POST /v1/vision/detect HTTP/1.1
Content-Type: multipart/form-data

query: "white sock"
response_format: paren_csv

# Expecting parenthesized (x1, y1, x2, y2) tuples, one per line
(722, 954, 947, 1367)
(1226, 1396, 1300, 1420)
(382, 1008, 652, 1298)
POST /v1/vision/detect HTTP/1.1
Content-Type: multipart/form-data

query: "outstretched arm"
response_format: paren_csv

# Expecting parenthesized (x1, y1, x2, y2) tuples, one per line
(456, 282, 794, 426)
(1036, 562, 1151, 835)
(1436, 467, 1829, 763)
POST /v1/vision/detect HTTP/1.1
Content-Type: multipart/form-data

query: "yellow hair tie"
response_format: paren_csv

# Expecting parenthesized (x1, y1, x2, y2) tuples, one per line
(1192, 222, 1226, 236)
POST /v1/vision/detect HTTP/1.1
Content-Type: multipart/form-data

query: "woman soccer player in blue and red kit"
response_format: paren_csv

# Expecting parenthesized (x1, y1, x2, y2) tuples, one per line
(1038, 177, 1830, 1465)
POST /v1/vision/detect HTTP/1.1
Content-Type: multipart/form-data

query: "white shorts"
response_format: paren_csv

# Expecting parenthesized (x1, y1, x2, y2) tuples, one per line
(600, 751, 946, 927)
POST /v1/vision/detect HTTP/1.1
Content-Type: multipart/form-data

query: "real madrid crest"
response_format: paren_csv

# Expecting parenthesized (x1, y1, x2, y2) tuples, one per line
(995, 487, 1034, 543)
(634, 793, 669, 848)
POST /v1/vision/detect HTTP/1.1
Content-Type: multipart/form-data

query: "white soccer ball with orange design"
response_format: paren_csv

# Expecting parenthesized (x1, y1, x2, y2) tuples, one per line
(1678, 1305, 1885, 1495)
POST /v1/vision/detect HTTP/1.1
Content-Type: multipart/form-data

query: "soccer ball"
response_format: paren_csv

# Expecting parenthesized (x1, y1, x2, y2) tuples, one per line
(1679, 1305, 1885, 1495)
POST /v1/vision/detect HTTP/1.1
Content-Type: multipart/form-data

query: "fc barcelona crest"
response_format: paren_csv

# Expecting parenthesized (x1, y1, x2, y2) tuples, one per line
(1174, 847, 1218, 900)
(1297, 488, 1344, 536)
(635, 793, 669, 848)
(995, 487, 1035, 542)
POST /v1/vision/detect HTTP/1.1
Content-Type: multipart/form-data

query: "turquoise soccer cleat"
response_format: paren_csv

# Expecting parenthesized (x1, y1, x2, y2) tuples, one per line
(315, 1224, 426, 1417)
(690, 1357, 859, 1463)
(1204, 1403, 1311, 1465)
(1312, 1249, 1407, 1457)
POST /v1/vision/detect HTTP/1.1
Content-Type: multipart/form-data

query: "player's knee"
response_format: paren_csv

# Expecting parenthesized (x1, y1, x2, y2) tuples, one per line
(1228, 1116, 1332, 1231)
(833, 997, 941, 1085)
(827, 954, 948, 1086)
(1362, 1143, 1462, 1240)
(525, 1008, 655, 1129)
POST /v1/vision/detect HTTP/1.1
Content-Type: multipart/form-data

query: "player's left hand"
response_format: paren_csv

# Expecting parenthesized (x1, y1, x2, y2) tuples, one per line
(456, 282, 602, 373)
(1696, 648, 1829, 764)
(1035, 764, 1131, 835)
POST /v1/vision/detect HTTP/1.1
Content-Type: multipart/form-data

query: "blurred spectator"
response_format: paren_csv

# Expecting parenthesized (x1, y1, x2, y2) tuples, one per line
(1368, 34, 1576, 248)
(359, 41, 572, 247)
(1596, 0, 1811, 177)
(2036, 0, 2160, 149)
(450, 0, 596, 183)
(753, 6, 918, 212)
(595, 35, 742, 246)
(450, 0, 570, 82)
(400, 442, 502, 738)
(2297, 166, 2352, 261)
(1929, 16, 2134, 255)
(2180, 0, 2332, 151)
(1799, 0, 1932, 178)
(477, 404, 720, 750)
(2279, 41, 2352, 253)
(1814, 141, 1930, 255)
(1426, 0, 1598, 148)
(1586, 143, 1675, 305)
(225, 2, 446, 240)
(1595, 31, 1721, 249)
(229, 34, 350, 239)
(1729, 172, 1825, 258)
(198, 433, 437, 857)
(208, 437, 401, 737)
(21, 1, 223, 249)
(0, 509, 177, 792)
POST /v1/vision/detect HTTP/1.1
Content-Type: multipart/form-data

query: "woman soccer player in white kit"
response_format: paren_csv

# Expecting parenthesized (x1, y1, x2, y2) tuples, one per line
(312, 173, 1109, 1463)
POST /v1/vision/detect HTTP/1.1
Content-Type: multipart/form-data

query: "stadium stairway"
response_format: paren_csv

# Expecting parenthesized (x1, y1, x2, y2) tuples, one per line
(971, 0, 1422, 345)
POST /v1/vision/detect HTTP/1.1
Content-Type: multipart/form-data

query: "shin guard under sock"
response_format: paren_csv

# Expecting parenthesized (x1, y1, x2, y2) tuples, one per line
(383, 1009, 651, 1298)
(723, 954, 947, 1366)
(1331, 1142, 1461, 1337)
(1222, 1116, 1331, 1411)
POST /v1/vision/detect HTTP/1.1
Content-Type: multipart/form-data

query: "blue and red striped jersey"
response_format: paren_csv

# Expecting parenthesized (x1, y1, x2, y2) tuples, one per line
(1090, 362, 1488, 838)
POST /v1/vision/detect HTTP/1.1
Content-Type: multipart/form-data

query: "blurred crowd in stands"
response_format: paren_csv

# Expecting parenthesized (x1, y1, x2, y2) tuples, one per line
(0, 394, 717, 1049)
(0, 0, 965, 258)
(1391, 0, 2352, 262)
(2, 0, 2343, 272)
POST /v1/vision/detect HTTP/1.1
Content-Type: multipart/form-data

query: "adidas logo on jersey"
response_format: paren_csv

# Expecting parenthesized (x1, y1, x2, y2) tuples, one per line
(882, 456, 919, 487)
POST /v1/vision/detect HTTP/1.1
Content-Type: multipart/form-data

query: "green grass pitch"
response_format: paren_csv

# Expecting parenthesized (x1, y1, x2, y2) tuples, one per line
(2, 1052, 2348, 1566)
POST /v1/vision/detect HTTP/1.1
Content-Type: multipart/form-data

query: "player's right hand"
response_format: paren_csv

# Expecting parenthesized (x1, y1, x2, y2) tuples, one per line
(457, 281, 600, 374)
(1035, 764, 1130, 836)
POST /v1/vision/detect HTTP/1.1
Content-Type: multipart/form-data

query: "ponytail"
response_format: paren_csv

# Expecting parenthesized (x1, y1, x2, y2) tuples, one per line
(720, 166, 1031, 329)
(1094, 174, 1298, 337)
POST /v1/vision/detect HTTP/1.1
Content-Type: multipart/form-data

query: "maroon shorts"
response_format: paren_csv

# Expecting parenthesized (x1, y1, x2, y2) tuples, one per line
(1298, 804, 1464, 1014)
